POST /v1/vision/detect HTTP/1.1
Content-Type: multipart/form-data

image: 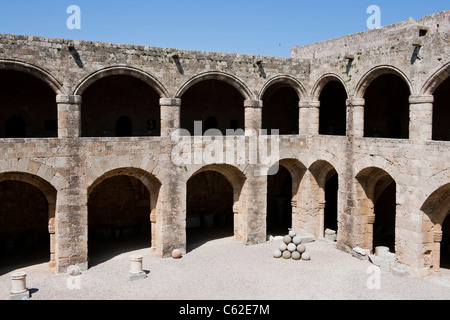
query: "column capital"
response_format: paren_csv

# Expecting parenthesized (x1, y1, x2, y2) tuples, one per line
(409, 95, 434, 104)
(244, 99, 263, 108)
(346, 98, 365, 107)
(56, 95, 82, 104)
(160, 98, 182, 107)
(302, 100, 320, 108)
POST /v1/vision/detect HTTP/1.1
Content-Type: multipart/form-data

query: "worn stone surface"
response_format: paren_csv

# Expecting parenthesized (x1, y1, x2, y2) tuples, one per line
(0, 10, 448, 277)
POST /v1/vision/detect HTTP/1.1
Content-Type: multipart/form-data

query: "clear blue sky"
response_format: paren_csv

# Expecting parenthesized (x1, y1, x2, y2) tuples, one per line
(0, 0, 448, 57)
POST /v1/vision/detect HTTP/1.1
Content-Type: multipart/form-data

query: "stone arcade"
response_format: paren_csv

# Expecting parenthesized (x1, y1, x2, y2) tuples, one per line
(0, 11, 449, 278)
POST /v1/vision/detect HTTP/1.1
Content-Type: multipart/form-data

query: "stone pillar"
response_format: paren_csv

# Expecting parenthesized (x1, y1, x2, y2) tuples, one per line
(160, 98, 181, 137)
(299, 101, 320, 135)
(244, 100, 262, 135)
(347, 98, 365, 138)
(241, 172, 267, 245)
(56, 95, 82, 138)
(409, 95, 434, 142)
(158, 98, 186, 257)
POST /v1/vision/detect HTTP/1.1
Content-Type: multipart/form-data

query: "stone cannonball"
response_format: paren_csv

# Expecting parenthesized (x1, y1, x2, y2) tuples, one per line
(289, 230, 296, 238)
(297, 244, 306, 254)
(293, 236, 302, 245)
(287, 243, 297, 252)
(302, 252, 311, 261)
(279, 242, 287, 252)
(292, 251, 301, 260)
(172, 249, 182, 259)
(282, 251, 292, 259)
(273, 249, 282, 259)
(283, 235, 292, 245)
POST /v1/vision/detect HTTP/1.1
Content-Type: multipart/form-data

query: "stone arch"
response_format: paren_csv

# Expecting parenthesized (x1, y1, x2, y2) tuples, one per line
(87, 167, 161, 211)
(176, 71, 253, 100)
(0, 59, 65, 95)
(355, 167, 397, 252)
(420, 183, 450, 274)
(187, 164, 246, 197)
(308, 160, 339, 238)
(0, 171, 57, 268)
(267, 159, 307, 234)
(421, 63, 450, 141)
(258, 75, 308, 101)
(259, 76, 304, 135)
(311, 73, 348, 102)
(73, 66, 169, 98)
(420, 62, 450, 95)
(354, 65, 414, 99)
(186, 164, 247, 242)
(87, 167, 162, 257)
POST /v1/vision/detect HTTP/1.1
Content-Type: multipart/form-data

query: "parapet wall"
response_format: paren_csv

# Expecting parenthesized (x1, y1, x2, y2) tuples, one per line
(291, 10, 450, 60)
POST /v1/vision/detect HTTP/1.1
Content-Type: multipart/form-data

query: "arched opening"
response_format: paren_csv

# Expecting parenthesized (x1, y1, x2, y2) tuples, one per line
(319, 81, 347, 136)
(267, 165, 293, 235)
(88, 175, 151, 266)
(0, 180, 52, 273)
(115, 116, 133, 137)
(364, 74, 410, 139)
(324, 172, 339, 233)
(262, 85, 299, 135)
(420, 183, 450, 273)
(186, 170, 235, 250)
(180, 79, 245, 136)
(442, 215, 450, 269)
(432, 77, 450, 141)
(309, 161, 339, 238)
(356, 167, 396, 253)
(0, 70, 57, 138)
(81, 75, 160, 137)
(373, 181, 396, 252)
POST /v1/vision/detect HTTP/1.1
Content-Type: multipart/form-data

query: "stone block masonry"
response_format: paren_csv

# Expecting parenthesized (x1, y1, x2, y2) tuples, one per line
(0, 10, 449, 277)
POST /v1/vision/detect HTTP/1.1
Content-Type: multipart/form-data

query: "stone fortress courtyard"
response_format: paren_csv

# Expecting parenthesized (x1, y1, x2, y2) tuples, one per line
(0, 9, 449, 300)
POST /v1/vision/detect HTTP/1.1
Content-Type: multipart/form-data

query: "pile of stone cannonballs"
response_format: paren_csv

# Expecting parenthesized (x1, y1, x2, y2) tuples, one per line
(273, 230, 311, 261)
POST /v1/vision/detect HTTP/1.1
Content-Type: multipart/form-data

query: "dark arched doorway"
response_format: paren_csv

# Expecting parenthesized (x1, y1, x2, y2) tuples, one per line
(88, 175, 151, 266)
(186, 170, 235, 250)
(364, 74, 410, 139)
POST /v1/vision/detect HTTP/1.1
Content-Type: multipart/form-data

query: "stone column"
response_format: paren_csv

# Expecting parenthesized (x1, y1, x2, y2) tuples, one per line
(347, 98, 365, 138)
(299, 101, 320, 136)
(409, 95, 434, 142)
(244, 100, 263, 135)
(160, 98, 181, 137)
(158, 98, 186, 257)
(242, 100, 267, 244)
(56, 95, 82, 138)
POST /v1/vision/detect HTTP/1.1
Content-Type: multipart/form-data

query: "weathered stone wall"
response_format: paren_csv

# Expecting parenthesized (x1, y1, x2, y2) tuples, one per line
(291, 10, 450, 59)
(0, 10, 448, 276)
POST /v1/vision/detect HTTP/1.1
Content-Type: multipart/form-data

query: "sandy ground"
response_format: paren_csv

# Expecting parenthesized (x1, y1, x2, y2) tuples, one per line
(1, 236, 450, 301)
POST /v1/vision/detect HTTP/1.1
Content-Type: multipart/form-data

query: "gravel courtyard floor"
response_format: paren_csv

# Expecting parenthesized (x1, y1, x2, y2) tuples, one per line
(1, 236, 450, 300)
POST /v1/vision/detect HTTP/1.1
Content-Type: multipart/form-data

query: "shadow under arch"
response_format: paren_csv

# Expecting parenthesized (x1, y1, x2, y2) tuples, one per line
(355, 167, 397, 253)
(86, 167, 161, 268)
(176, 71, 253, 101)
(420, 183, 450, 274)
(309, 160, 339, 238)
(73, 66, 169, 98)
(186, 164, 246, 252)
(0, 172, 57, 274)
(266, 159, 307, 236)
(0, 59, 65, 95)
